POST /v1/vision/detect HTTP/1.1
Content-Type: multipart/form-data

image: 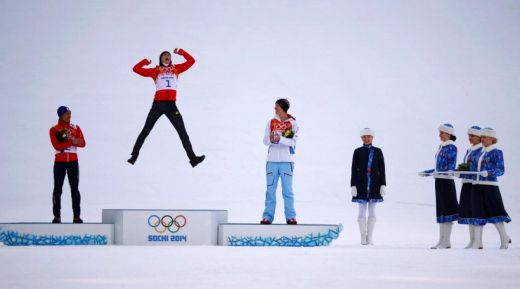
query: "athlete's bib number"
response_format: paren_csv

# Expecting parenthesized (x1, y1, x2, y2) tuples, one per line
(156, 74, 178, 91)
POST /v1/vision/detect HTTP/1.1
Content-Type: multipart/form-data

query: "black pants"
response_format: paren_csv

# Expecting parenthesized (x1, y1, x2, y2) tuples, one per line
(53, 161, 81, 218)
(131, 101, 196, 160)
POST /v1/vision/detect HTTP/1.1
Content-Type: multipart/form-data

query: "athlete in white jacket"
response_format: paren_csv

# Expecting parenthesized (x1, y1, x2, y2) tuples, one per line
(260, 99, 299, 224)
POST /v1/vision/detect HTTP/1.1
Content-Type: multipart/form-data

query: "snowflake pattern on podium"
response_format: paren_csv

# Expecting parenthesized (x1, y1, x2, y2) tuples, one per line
(227, 225, 342, 247)
(0, 228, 108, 246)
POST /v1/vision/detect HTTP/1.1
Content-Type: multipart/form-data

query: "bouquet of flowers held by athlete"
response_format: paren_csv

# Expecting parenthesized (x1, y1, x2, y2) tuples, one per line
(457, 163, 469, 172)
(55, 129, 70, 143)
(282, 128, 295, 139)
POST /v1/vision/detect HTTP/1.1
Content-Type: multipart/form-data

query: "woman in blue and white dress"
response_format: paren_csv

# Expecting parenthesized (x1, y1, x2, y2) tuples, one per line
(457, 126, 484, 249)
(473, 128, 512, 249)
(420, 124, 458, 249)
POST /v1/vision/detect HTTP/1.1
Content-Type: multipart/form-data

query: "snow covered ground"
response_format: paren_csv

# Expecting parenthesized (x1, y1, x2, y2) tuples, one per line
(1, 0, 520, 288)
(1, 245, 519, 289)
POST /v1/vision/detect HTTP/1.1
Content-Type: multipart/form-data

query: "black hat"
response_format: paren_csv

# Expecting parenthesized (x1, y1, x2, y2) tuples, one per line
(275, 99, 290, 113)
(57, 106, 70, 117)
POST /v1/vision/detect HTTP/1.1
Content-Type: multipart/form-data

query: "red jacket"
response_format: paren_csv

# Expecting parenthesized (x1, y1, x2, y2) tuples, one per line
(49, 120, 86, 162)
(133, 49, 195, 101)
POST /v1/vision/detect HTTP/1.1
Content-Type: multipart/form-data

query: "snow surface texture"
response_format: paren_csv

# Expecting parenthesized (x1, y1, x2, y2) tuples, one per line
(1, 0, 519, 288)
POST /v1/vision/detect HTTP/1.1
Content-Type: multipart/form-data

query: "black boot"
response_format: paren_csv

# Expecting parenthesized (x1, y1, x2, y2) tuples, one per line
(127, 153, 138, 165)
(287, 218, 298, 225)
(73, 216, 83, 224)
(190, 155, 206, 168)
(52, 217, 61, 224)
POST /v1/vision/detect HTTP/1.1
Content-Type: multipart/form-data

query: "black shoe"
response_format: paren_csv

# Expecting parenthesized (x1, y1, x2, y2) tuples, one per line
(127, 154, 138, 165)
(190, 155, 205, 168)
(52, 217, 61, 224)
(260, 218, 272, 225)
(287, 218, 298, 225)
(73, 217, 83, 224)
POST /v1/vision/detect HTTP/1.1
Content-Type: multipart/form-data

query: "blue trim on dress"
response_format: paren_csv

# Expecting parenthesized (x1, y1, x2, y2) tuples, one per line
(437, 214, 459, 223)
(457, 217, 487, 225)
(352, 198, 384, 204)
(486, 216, 512, 224)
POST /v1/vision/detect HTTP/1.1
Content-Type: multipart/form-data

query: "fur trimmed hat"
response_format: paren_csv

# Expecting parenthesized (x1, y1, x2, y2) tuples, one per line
(467, 125, 482, 136)
(480, 127, 497, 138)
(439, 123, 455, 136)
(360, 128, 375, 137)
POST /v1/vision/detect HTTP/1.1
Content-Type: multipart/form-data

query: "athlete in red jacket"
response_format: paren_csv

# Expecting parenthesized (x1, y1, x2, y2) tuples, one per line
(128, 48, 205, 167)
(49, 106, 86, 223)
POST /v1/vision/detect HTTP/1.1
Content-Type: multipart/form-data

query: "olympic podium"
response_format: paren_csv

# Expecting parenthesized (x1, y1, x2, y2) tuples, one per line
(0, 223, 114, 246)
(218, 223, 343, 247)
(102, 209, 228, 246)
(0, 210, 343, 247)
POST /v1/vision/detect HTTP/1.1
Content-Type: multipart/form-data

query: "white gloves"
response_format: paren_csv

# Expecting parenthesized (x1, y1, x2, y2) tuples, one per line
(418, 171, 429, 177)
(480, 171, 489, 177)
(351, 186, 358, 197)
(380, 185, 386, 196)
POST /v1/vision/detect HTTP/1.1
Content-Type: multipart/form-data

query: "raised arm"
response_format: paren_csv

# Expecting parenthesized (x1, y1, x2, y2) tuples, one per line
(174, 49, 196, 74)
(133, 59, 157, 78)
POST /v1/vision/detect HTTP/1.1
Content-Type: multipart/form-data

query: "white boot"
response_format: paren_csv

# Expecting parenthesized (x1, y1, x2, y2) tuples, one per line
(464, 225, 475, 249)
(470, 225, 484, 249)
(436, 223, 452, 249)
(494, 222, 510, 249)
(441, 222, 453, 249)
(358, 218, 368, 245)
(367, 217, 376, 245)
(431, 223, 445, 249)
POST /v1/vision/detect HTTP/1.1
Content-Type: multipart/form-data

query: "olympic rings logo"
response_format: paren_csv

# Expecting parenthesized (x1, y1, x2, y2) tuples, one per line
(147, 215, 187, 234)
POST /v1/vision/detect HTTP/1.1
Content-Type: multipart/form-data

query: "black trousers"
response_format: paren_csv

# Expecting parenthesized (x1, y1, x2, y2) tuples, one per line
(131, 101, 196, 160)
(53, 161, 81, 218)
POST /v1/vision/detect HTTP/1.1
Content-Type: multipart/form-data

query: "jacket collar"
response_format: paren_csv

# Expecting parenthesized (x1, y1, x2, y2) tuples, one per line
(57, 119, 71, 127)
(469, 143, 483, 151)
(273, 114, 295, 122)
(440, 140, 454, 147)
(484, 144, 497, 152)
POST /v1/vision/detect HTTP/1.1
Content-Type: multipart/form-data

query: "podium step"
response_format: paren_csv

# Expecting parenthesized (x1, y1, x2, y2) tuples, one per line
(218, 223, 343, 247)
(102, 209, 228, 245)
(0, 223, 114, 246)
